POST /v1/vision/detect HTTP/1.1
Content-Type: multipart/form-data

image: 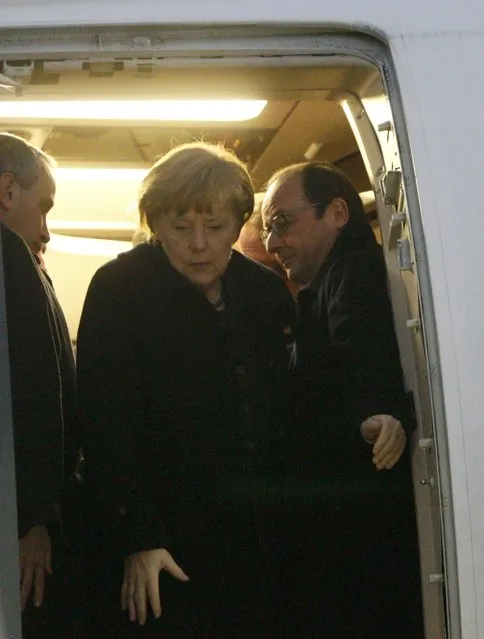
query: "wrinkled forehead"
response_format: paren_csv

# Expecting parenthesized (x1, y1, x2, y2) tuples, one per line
(173, 206, 236, 222)
(262, 174, 304, 221)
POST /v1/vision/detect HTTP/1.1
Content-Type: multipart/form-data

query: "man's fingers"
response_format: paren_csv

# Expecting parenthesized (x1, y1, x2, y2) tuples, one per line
(372, 417, 393, 455)
(360, 417, 380, 444)
(162, 556, 189, 582)
(377, 443, 404, 469)
(33, 562, 46, 608)
(373, 431, 397, 463)
(146, 573, 162, 620)
(20, 564, 34, 612)
(375, 449, 398, 470)
(374, 435, 406, 469)
(373, 418, 404, 459)
(382, 454, 399, 470)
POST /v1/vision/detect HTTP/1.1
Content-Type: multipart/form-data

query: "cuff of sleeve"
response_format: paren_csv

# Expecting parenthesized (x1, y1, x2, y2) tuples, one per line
(107, 503, 170, 560)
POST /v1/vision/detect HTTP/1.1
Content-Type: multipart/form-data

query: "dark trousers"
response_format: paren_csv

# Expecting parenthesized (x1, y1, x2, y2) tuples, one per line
(279, 483, 425, 639)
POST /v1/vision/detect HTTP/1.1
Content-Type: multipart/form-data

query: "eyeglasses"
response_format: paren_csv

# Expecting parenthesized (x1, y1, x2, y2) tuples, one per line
(260, 203, 319, 243)
(260, 212, 291, 243)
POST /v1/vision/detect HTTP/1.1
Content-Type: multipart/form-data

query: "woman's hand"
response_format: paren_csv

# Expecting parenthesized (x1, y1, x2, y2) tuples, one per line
(121, 548, 189, 625)
(360, 414, 406, 470)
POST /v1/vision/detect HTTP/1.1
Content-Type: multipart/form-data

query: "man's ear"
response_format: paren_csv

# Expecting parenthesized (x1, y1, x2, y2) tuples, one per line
(0, 173, 16, 211)
(330, 197, 350, 230)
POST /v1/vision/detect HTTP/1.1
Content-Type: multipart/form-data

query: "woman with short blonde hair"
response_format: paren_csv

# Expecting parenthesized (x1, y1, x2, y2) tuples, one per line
(139, 142, 254, 233)
(78, 141, 294, 638)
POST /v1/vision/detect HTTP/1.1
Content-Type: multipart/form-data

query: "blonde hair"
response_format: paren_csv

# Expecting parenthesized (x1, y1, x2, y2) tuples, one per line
(138, 142, 254, 232)
(132, 227, 151, 246)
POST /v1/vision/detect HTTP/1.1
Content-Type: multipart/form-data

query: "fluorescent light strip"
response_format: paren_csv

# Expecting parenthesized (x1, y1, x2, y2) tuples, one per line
(56, 168, 148, 181)
(0, 100, 267, 122)
(49, 233, 131, 258)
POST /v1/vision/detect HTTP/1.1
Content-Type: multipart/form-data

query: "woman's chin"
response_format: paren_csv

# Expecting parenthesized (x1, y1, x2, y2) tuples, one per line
(188, 273, 219, 293)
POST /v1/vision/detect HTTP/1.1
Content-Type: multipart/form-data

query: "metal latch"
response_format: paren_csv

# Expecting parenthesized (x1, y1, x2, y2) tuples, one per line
(381, 170, 402, 207)
(397, 238, 413, 271)
(418, 438, 433, 450)
(378, 120, 392, 133)
(82, 60, 124, 77)
(406, 318, 420, 331)
(388, 211, 407, 249)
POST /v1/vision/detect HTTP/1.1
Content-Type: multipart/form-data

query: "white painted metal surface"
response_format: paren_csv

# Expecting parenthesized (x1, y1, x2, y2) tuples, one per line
(0, 1, 482, 636)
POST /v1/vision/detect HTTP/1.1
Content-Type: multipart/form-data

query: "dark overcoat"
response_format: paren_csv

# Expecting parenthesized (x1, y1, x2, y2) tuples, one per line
(77, 243, 294, 637)
(1, 223, 84, 639)
(285, 218, 424, 638)
(1, 223, 77, 537)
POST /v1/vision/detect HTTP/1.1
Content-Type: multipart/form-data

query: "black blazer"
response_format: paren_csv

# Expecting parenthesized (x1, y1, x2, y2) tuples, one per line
(292, 218, 414, 489)
(77, 244, 294, 571)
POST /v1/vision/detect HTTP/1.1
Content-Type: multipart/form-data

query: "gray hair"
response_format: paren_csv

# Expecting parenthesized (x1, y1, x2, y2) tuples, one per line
(0, 132, 56, 190)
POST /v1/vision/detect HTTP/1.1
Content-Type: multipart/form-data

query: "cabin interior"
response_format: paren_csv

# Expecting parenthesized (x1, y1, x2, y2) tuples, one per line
(0, 61, 386, 338)
(0, 53, 447, 637)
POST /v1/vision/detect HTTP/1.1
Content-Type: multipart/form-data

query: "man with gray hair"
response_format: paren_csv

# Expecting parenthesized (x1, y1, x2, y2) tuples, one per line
(0, 133, 82, 637)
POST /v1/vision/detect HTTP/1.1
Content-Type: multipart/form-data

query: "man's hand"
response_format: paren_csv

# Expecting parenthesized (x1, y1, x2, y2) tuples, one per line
(19, 525, 52, 611)
(121, 548, 189, 625)
(360, 414, 406, 470)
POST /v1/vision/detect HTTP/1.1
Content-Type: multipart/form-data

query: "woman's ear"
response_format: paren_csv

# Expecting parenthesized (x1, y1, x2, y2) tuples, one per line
(0, 173, 16, 211)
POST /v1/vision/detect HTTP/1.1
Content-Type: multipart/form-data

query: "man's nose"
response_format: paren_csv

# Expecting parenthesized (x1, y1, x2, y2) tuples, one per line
(42, 221, 50, 245)
(265, 230, 281, 254)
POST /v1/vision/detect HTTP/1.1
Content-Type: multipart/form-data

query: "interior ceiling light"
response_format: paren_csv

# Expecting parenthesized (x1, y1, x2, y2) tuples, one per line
(49, 233, 131, 258)
(0, 100, 268, 122)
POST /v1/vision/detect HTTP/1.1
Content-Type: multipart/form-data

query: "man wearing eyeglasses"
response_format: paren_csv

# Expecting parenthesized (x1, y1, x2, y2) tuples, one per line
(261, 162, 423, 638)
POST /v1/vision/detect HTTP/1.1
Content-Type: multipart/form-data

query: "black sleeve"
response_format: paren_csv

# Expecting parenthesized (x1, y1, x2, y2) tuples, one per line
(42, 274, 79, 486)
(323, 251, 410, 429)
(272, 275, 296, 354)
(77, 264, 168, 559)
(2, 227, 63, 538)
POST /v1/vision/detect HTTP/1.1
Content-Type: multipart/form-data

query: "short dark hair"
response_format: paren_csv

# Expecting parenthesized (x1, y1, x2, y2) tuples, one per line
(267, 161, 366, 222)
